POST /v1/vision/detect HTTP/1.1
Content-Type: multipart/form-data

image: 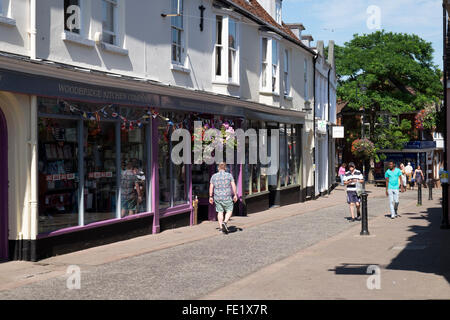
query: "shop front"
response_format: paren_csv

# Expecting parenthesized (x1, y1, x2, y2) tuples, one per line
(0, 65, 307, 260)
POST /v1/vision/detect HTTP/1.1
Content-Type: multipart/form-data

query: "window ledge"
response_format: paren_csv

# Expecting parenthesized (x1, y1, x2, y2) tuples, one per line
(212, 80, 240, 87)
(259, 90, 280, 97)
(100, 42, 129, 56)
(0, 15, 16, 27)
(61, 31, 95, 48)
(171, 63, 190, 74)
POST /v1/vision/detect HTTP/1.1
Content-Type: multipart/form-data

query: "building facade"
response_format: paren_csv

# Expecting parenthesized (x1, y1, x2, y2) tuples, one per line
(0, 0, 336, 261)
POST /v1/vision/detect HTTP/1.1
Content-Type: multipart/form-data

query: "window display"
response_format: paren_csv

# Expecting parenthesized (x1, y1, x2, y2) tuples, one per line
(38, 118, 79, 234)
(84, 121, 117, 224)
(158, 112, 188, 209)
(279, 124, 288, 187)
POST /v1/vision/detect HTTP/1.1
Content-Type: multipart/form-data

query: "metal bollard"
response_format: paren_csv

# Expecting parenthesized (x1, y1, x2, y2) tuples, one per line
(417, 183, 422, 206)
(428, 180, 433, 200)
(360, 192, 370, 236)
(441, 183, 450, 229)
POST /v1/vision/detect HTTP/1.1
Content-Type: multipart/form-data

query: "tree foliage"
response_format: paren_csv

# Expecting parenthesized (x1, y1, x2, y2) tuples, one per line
(335, 30, 442, 150)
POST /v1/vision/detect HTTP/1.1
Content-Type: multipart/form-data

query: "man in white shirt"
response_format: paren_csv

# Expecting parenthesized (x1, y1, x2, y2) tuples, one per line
(343, 162, 365, 222)
(404, 162, 413, 189)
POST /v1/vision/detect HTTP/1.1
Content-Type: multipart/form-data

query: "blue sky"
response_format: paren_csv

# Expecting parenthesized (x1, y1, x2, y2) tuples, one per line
(282, 0, 443, 69)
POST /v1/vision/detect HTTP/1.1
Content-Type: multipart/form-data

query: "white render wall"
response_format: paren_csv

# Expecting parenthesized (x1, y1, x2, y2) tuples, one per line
(1, 0, 314, 112)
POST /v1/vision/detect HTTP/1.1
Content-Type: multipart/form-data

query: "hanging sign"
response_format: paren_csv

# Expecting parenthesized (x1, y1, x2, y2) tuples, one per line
(332, 126, 344, 138)
(440, 170, 449, 184)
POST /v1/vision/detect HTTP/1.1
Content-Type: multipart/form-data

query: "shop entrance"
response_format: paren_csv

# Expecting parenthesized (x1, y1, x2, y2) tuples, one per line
(192, 163, 241, 223)
(0, 108, 8, 261)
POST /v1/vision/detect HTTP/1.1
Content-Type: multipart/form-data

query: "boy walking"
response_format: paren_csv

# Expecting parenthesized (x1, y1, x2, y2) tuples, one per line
(385, 161, 405, 219)
(343, 162, 364, 222)
(209, 162, 238, 234)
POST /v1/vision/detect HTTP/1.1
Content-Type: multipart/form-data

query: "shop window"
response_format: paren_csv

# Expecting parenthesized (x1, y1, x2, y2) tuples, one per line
(120, 111, 147, 215)
(279, 124, 287, 187)
(38, 118, 79, 234)
(244, 120, 268, 195)
(287, 125, 298, 185)
(158, 112, 188, 209)
(84, 121, 117, 224)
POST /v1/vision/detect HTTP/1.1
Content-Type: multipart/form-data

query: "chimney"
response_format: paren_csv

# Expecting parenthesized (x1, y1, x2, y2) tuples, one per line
(285, 23, 305, 40)
(328, 40, 335, 69)
(301, 34, 314, 47)
(316, 40, 324, 57)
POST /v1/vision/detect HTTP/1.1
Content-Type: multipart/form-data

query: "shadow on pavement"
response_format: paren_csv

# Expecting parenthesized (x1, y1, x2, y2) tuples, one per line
(384, 202, 450, 284)
(328, 263, 378, 275)
(328, 199, 450, 285)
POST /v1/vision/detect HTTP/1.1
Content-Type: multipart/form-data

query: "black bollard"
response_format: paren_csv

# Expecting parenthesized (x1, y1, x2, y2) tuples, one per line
(360, 192, 370, 236)
(417, 183, 422, 206)
(428, 180, 433, 200)
(441, 183, 450, 229)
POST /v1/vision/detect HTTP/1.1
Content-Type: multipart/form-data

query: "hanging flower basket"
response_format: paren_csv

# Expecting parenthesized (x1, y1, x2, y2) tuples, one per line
(351, 138, 376, 160)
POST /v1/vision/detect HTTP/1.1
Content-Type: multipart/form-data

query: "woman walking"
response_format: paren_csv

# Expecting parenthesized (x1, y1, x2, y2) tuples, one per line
(413, 165, 425, 189)
(338, 163, 347, 186)
(400, 163, 407, 191)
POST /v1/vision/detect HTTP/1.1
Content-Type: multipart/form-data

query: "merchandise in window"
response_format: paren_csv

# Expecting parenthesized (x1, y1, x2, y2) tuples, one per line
(84, 121, 117, 224)
(158, 112, 188, 209)
(120, 108, 148, 216)
(279, 124, 287, 186)
(38, 118, 79, 234)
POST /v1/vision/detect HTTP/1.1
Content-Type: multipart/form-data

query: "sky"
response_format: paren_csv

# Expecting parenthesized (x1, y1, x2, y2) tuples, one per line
(282, 0, 444, 69)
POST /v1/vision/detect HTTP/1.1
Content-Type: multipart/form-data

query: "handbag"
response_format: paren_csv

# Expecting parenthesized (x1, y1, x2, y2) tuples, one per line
(356, 181, 364, 197)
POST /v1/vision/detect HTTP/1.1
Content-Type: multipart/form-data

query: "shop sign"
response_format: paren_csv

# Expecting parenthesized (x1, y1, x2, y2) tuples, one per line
(317, 120, 327, 133)
(332, 126, 344, 138)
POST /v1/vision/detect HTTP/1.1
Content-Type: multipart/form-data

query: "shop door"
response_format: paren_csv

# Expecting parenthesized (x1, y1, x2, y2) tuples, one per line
(0, 109, 8, 261)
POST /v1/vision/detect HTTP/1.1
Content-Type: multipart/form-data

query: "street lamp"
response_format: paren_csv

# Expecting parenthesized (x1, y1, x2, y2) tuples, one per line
(356, 82, 368, 183)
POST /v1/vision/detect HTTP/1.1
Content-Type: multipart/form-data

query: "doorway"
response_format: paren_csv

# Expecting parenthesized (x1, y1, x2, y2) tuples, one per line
(0, 108, 8, 261)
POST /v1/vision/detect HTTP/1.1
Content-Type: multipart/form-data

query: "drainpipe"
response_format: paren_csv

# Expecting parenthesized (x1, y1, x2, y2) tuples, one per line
(327, 67, 331, 193)
(29, 95, 38, 261)
(313, 54, 318, 199)
(30, 0, 37, 60)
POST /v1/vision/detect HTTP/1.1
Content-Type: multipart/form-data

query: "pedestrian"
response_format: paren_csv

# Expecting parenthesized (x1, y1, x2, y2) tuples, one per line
(399, 163, 407, 191)
(209, 162, 238, 234)
(338, 163, 347, 186)
(121, 162, 142, 217)
(385, 161, 405, 219)
(405, 162, 413, 190)
(343, 162, 364, 222)
(413, 165, 425, 188)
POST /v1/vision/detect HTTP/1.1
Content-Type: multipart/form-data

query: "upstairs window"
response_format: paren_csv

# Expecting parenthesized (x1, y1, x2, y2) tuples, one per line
(171, 0, 184, 64)
(102, 0, 117, 45)
(272, 40, 279, 93)
(228, 18, 237, 80)
(214, 15, 239, 84)
(64, 0, 81, 34)
(0, 0, 3, 15)
(275, 0, 282, 24)
(261, 37, 268, 88)
(260, 37, 279, 94)
(215, 16, 223, 76)
(283, 49, 290, 96)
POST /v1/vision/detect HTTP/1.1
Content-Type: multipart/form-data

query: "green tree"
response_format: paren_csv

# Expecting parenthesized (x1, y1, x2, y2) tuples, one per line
(335, 30, 442, 152)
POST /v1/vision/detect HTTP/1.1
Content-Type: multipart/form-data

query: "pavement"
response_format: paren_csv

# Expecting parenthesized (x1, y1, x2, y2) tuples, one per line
(0, 184, 448, 299)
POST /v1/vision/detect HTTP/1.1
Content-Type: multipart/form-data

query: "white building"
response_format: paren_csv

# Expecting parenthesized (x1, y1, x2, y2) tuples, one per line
(313, 40, 337, 197)
(0, 0, 335, 261)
